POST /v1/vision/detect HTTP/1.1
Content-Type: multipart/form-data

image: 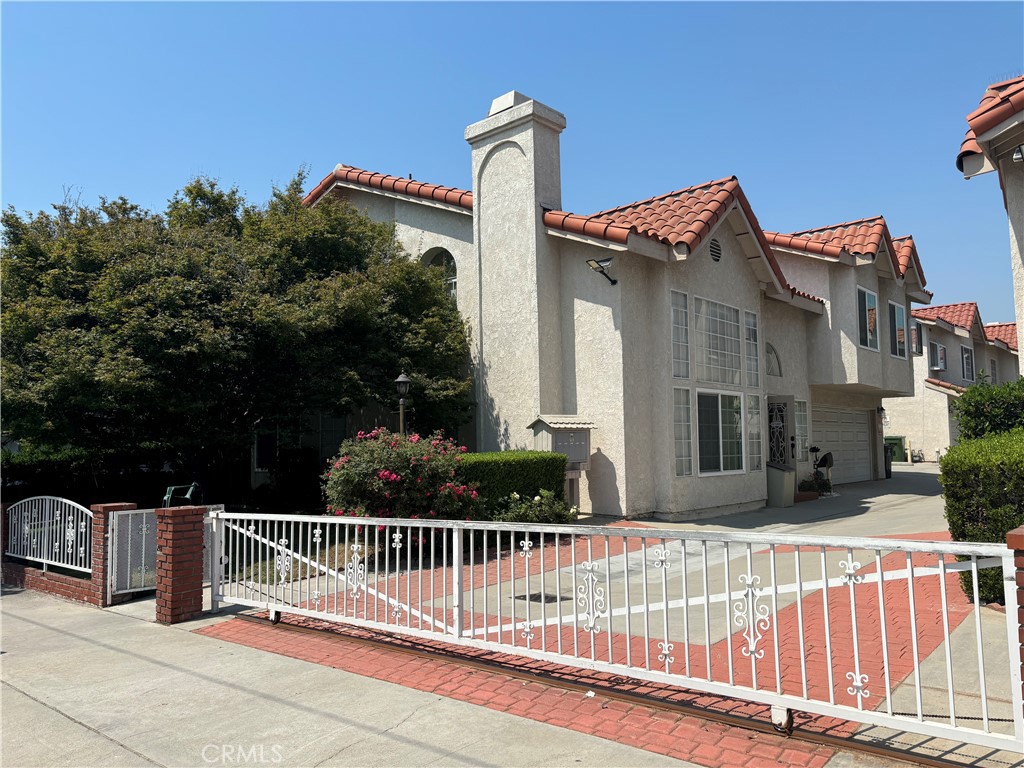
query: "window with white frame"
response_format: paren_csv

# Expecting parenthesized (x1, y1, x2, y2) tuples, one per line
(857, 288, 879, 350)
(744, 311, 759, 388)
(989, 357, 998, 385)
(697, 391, 744, 473)
(795, 400, 809, 462)
(911, 321, 923, 355)
(746, 395, 762, 472)
(765, 344, 782, 377)
(673, 388, 692, 476)
(961, 346, 975, 382)
(694, 298, 742, 385)
(888, 302, 907, 358)
(671, 291, 689, 379)
(928, 341, 947, 371)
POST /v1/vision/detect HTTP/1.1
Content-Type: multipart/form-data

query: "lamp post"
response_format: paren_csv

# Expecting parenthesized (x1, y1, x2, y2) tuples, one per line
(395, 373, 412, 436)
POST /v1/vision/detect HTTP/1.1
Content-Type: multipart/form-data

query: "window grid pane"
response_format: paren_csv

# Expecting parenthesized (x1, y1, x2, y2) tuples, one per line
(673, 388, 692, 476)
(889, 303, 906, 358)
(990, 357, 998, 385)
(962, 348, 974, 381)
(859, 289, 878, 350)
(695, 298, 742, 385)
(721, 395, 744, 472)
(795, 400, 809, 462)
(697, 393, 721, 473)
(746, 395, 762, 472)
(744, 311, 759, 388)
(671, 291, 689, 379)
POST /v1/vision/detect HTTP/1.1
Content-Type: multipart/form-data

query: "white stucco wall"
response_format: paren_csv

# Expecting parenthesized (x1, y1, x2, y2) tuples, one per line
(997, 157, 1024, 356)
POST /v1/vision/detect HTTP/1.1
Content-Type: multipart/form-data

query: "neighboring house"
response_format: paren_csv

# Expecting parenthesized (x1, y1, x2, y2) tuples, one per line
(304, 91, 928, 518)
(956, 75, 1024, 355)
(883, 303, 1019, 461)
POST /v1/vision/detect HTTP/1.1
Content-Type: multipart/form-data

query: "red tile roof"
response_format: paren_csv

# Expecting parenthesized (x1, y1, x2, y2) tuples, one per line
(956, 75, 1024, 172)
(911, 302, 980, 331)
(984, 322, 1018, 351)
(304, 165, 474, 210)
(541, 211, 632, 245)
(764, 216, 904, 278)
(925, 377, 966, 395)
(890, 235, 928, 285)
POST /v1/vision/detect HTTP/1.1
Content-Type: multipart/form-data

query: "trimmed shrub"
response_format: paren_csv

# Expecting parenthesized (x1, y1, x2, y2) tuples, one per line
(488, 489, 577, 525)
(798, 476, 832, 494)
(940, 428, 1024, 602)
(952, 377, 1024, 440)
(460, 450, 567, 503)
(323, 428, 482, 521)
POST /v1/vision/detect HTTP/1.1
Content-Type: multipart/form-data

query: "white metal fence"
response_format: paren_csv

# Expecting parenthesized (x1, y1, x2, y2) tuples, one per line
(5, 496, 93, 573)
(209, 512, 1023, 752)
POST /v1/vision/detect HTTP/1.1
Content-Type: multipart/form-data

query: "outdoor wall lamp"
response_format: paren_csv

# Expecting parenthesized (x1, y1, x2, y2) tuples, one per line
(395, 372, 412, 436)
(586, 257, 617, 285)
(876, 406, 886, 415)
(1013, 145, 1024, 163)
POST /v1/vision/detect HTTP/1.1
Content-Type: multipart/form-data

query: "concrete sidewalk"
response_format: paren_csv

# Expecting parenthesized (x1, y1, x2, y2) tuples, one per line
(1, 588, 695, 768)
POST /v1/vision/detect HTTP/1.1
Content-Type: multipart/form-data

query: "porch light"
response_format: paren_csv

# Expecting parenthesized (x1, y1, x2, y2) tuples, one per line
(876, 406, 886, 415)
(586, 257, 617, 285)
(1013, 145, 1024, 163)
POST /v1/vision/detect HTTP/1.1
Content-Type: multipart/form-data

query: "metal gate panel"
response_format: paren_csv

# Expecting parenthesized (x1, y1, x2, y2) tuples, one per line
(110, 509, 157, 596)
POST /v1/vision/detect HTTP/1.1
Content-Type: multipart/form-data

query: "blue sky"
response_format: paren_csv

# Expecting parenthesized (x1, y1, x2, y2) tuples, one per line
(3, 2, 1022, 322)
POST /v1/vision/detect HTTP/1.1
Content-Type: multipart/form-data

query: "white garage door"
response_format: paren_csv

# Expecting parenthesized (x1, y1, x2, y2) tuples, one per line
(811, 407, 872, 485)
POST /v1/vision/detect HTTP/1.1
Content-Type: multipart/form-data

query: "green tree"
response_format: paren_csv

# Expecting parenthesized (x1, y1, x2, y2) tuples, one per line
(952, 376, 1024, 440)
(1, 173, 473, 503)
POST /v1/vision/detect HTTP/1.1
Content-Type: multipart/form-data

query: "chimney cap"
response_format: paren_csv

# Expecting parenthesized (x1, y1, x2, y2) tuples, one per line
(488, 91, 532, 116)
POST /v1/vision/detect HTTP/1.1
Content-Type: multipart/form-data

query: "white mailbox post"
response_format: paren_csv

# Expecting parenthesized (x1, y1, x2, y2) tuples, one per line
(527, 415, 595, 512)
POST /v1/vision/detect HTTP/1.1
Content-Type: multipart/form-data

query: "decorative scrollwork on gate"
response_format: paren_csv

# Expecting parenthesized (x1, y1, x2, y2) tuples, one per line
(657, 640, 675, 665)
(274, 539, 291, 582)
(346, 544, 365, 600)
(313, 527, 322, 545)
(733, 573, 771, 659)
(312, 590, 322, 610)
(839, 559, 863, 585)
(519, 539, 533, 558)
(577, 561, 607, 634)
(392, 531, 403, 551)
(846, 671, 870, 701)
(65, 515, 76, 553)
(652, 547, 671, 569)
(521, 621, 535, 646)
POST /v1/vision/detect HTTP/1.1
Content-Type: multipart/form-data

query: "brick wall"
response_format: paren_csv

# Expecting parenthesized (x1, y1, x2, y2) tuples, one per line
(1, 502, 136, 607)
(155, 505, 207, 624)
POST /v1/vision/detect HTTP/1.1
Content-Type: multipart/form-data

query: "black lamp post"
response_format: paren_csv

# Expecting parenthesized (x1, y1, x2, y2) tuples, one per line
(395, 373, 412, 436)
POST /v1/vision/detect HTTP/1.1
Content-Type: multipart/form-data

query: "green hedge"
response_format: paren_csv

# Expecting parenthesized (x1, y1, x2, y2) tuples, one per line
(939, 428, 1024, 602)
(952, 377, 1024, 440)
(460, 451, 567, 503)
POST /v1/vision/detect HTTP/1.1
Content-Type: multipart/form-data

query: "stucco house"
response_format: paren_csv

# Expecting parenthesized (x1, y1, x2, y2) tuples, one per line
(304, 91, 929, 518)
(957, 75, 1024, 355)
(883, 303, 1019, 461)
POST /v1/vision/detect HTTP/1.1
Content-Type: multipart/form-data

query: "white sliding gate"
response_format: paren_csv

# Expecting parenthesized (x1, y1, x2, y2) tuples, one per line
(4, 496, 93, 573)
(209, 512, 1023, 752)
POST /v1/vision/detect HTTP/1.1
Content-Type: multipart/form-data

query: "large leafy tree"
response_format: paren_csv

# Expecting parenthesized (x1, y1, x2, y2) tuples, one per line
(1, 174, 473, 502)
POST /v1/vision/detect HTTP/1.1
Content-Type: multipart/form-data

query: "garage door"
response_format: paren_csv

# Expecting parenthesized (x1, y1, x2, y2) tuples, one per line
(811, 407, 872, 484)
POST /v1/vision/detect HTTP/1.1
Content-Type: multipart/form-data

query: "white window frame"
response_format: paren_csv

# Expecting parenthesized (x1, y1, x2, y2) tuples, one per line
(694, 296, 743, 385)
(744, 311, 760, 388)
(857, 287, 879, 351)
(696, 389, 745, 476)
(888, 301, 907, 359)
(961, 346, 975, 382)
(989, 357, 998, 385)
(911, 321, 923, 355)
(673, 388, 693, 477)
(671, 291, 690, 379)
(928, 341, 947, 371)
(795, 400, 809, 463)
(746, 394, 762, 472)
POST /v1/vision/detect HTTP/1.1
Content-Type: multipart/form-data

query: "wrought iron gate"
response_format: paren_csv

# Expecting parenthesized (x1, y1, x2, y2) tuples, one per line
(4, 496, 93, 573)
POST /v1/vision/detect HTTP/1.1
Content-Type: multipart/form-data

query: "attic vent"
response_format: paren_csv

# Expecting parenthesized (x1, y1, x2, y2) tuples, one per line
(709, 239, 723, 262)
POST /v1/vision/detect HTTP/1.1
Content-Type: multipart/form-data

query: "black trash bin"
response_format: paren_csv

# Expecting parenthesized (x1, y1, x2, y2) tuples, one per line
(883, 443, 893, 479)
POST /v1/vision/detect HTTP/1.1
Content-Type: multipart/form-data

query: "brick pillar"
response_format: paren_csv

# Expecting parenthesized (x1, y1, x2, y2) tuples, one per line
(1, 503, 9, 559)
(155, 506, 207, 624)
(90, 503, 136, 607)
(1008, 525, 1024, 725)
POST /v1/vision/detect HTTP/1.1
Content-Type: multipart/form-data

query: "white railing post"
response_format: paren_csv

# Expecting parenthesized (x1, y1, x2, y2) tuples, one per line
(210, 513, 222, 613)
(452, 523, 464, 637)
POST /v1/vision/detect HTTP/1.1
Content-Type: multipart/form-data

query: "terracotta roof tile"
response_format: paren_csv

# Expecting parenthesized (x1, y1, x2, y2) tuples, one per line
(304, 165, 474, 210)
(765, 216, 903, 277)
(984, 322, 1018, 351)
(911, 302, 979, 331)
(925, 377, 967, 395)
(541, 210, 632, 244)
(956, 75, 1024, 172)
(890, 235, 928, 285)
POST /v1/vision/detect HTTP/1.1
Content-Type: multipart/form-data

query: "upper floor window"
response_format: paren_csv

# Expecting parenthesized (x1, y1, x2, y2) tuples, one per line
(694, 297, 742, 385)
(425, 248, 457, 302)
(857, 288, 879, 350)
(961, 346, 975, 382)
(765, 344, 782, 377)
(929, 341, 947, 371)
(671, 291, 689, 379)
(888, 302, 907, 358)
(911, 321, 923, 355)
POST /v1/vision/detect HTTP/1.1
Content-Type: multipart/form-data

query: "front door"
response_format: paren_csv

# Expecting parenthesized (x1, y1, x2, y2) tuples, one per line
(767, 396, 795, 468)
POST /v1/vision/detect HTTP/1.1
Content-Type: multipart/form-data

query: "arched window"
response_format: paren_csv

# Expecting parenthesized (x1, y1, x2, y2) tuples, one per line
(766, 344, 782, 377)
(424, 248, 456, 302)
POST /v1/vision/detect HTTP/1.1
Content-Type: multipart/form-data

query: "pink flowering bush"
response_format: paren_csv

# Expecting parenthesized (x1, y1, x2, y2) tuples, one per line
(323, 428, 482, 521)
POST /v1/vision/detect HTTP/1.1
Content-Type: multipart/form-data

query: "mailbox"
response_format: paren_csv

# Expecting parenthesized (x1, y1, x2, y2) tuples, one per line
(527, 415, 594, 471)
